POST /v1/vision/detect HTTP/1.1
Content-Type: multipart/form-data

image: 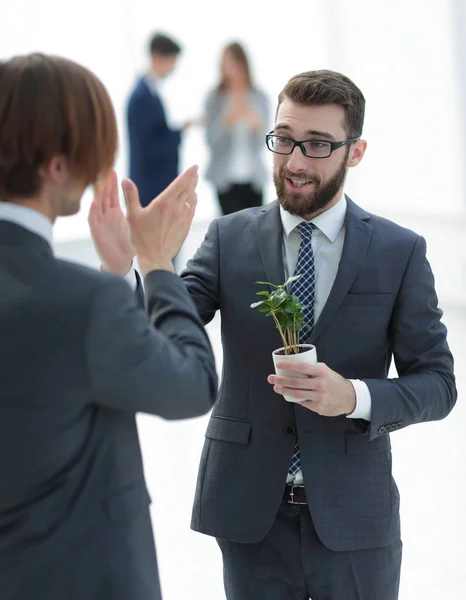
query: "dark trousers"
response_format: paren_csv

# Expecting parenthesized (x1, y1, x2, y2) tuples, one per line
(217, 183, 263, 216)
(217, 502, 402, 600)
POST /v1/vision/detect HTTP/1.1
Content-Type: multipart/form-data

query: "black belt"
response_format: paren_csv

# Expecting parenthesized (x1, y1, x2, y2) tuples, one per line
(282, 484, 307, 505)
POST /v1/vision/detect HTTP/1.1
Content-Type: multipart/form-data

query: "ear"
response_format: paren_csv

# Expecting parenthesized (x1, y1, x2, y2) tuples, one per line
(39, 156, 69, 184)
(347, 139, 367, 168)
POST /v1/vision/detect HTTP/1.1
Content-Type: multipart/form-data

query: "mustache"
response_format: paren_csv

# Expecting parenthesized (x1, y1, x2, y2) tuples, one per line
(281, 170, 319, 183)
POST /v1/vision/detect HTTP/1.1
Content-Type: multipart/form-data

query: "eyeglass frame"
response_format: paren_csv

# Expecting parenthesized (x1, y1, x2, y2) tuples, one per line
(265, 131, 361, 159)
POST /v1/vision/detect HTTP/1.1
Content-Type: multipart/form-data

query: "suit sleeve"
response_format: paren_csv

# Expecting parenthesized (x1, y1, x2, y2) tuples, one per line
(362, 235, 457, 439)
(127, 93, 181, 163)
(180, 219, 220, 325)
(86, 270, 217, 419)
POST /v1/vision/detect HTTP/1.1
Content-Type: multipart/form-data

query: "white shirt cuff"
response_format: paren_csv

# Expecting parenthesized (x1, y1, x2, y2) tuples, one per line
(124, 266, 138, 291)
(346, 379, 372, 421)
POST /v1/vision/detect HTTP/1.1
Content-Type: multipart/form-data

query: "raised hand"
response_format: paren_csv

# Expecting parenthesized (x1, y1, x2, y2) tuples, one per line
(122, 165, 199, 276)
(88, 170, 135, 276)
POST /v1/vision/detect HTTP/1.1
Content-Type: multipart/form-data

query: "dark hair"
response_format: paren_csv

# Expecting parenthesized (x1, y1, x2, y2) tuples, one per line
(277, 70, 365, 137)
(149, 33, 181, 57)
(0, 53, 117, 199)
(218, 41, 253, 91)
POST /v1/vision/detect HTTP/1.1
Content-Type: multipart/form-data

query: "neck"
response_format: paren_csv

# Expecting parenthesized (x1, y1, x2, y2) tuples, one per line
(226, 80, 249, 92)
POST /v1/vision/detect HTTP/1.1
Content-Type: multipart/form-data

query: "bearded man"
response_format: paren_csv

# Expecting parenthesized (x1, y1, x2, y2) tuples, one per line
(96, 69, 457, 600)
(183, 69, 457, 600)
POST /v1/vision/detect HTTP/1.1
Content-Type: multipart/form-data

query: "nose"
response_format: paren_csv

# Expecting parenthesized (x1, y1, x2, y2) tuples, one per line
(286, 145, 309, 173)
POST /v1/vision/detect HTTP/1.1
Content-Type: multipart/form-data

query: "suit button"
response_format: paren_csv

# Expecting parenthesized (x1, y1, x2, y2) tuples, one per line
(396, 421, 403, 429)
(378, 426, 387, 434)
(389, 423, 397, 432)
(284, 424, 296, 435)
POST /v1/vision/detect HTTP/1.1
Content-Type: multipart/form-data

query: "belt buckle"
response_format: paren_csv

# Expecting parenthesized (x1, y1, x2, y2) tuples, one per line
(289, 485, 306, 505)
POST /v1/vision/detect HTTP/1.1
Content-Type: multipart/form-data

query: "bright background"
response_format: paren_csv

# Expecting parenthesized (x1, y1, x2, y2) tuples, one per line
(2, 1, 466, 598)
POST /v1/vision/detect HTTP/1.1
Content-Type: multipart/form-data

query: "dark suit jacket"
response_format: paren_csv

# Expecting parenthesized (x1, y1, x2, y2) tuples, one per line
(127, 77, 181, 207)
(182, 198, 456, 552)
(0, 221, 217, 600)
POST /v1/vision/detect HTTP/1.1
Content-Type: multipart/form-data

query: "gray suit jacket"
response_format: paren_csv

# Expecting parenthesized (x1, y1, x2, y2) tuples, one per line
(182, 198, 456, 552)
(0, 222, 217, 600)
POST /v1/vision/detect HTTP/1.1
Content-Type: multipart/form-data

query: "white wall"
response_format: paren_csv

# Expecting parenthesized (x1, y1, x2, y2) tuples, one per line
(2, 0, 463, 240)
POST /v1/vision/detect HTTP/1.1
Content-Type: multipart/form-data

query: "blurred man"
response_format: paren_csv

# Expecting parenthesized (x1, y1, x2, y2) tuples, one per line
(127, 32, 189, 208)
(0, 52, 217, 600)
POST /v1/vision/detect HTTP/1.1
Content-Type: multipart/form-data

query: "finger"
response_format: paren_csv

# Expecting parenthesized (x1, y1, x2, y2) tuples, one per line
(156, 165, 199, 205)
(100, 171, 113, 214)
(273, 385, 313, 402)
(268, 374, 316, 390)
(90, 179, 106, 217)
(173, 169, 199, 209)
(108, 170, 120, 209)
(87, 199, 100, 225)
(121, 178, 141, 217)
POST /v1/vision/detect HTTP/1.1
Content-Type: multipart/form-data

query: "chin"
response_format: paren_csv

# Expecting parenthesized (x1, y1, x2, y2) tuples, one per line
(60, 201, 81, 217)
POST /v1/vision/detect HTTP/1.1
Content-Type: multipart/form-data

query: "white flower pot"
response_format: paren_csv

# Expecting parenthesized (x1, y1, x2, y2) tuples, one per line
(272, 344, 317, 403)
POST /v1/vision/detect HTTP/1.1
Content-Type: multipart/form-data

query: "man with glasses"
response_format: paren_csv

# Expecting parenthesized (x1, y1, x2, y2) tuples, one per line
(98, 69, 456, 599)
(180, 70, 456, 600)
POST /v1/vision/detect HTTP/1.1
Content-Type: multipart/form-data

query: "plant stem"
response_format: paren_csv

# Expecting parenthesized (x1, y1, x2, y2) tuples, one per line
(272, 313, 289, 353)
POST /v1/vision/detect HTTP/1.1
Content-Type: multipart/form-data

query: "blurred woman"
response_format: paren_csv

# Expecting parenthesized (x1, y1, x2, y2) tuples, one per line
(204, 42, 270, 216)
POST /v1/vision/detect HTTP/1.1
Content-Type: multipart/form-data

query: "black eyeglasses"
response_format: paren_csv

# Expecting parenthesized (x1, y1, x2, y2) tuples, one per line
(266, 132, 360, 159)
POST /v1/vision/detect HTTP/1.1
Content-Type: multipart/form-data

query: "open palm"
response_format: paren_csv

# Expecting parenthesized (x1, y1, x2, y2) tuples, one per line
(88, 170, 135, 276)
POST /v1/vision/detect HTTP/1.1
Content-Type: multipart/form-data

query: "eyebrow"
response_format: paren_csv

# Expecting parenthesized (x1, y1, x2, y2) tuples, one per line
(274, 124, 337, 141)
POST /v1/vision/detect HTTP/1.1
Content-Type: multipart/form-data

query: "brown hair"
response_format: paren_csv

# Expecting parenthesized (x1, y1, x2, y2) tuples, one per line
(0, 53, 117, 199)
(218, 42, 253, 91)
(277, 70, 365, 138)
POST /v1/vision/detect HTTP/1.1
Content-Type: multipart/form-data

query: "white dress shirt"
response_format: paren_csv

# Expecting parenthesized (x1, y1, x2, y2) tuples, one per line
(280, 194, 372, 484)
(144, 72, 181, 131)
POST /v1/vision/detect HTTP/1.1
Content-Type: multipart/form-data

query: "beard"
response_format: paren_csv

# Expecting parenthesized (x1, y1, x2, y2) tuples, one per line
(273, 150, 349, 218)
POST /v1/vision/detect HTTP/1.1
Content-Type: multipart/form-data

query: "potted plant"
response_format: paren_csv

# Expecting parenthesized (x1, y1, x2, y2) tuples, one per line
(251, 275, 317, 402)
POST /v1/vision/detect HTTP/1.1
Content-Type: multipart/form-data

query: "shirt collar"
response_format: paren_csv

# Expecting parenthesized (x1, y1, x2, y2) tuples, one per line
(0, 202, 53, 246)
(280, 193, 347, 243)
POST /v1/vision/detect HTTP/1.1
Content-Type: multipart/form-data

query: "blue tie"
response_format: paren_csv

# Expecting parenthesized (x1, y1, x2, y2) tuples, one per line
(288, 222, 316, 477)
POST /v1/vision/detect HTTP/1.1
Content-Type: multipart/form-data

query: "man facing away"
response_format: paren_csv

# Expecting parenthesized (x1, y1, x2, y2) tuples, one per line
(127, 32, 190, 208)
(96, 70, 457, 599)
(0, 53, 217, 600)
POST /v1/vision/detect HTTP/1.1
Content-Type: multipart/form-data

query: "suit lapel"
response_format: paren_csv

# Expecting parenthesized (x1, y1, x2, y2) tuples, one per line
(309, 197, 372, 344)
(255, 201, 286, 286)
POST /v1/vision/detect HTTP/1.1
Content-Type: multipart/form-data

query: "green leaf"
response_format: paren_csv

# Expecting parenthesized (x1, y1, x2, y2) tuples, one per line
(283, 274, 302, 287)
(255, 281, 280, 288)
(250, 301, 264, 308)
(256, 291, 270, 297)
(258, 305, 272, 313)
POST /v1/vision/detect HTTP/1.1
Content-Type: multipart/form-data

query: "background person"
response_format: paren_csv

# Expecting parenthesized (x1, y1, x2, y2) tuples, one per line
(203, 41, 270, 216)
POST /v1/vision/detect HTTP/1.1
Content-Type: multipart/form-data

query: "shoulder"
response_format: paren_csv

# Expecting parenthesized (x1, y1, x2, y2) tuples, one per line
(348, 197, 421, 244)
(367, 211, 421, 244)
(250, 87, 270, 105)
(251, 87, 268, 100)
(204, 88, 223, 107)
(128, 79, 153, 106)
